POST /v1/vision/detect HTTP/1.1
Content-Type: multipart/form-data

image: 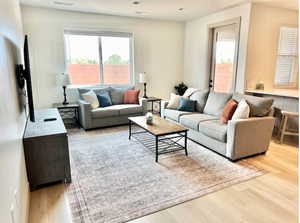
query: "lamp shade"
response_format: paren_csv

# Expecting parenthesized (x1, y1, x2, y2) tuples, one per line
(56, 73, 70, 86)
(139, 72, 146, 83)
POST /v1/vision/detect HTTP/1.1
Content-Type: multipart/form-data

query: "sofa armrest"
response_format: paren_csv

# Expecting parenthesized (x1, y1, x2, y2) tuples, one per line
(226, 117, 275, 160)
(161, 100, 169, 118)
(139, 98, 148, 114)
(78, 99, 92, 129)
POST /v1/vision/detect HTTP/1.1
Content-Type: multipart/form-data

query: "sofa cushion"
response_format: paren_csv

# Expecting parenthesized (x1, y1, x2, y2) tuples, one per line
(124, 90, 140, 104)
(109, 88, 124, 105)
(94, 87, 111, 96)
(220, 99, 238, 124)
(112, 104, 143, 115)
(91, 106, 120, 118)
(97, 92, 112, 107)
(198, 120, 228, 142)
(189, 90, 209, 112)
(232, 93, 273, 117)
(167, 93, 187, 109)
(78, 87, 111, 99)
(180, 114, 218, 131)
(81, 90, 99, 109)
(203, 91, 232, 117)
(110, 86, 134, 105)
(183, 88, 199, 97)
(178, 98, 197, 112)
(232, 99, 250, 120)
(164, 109, 194, 122)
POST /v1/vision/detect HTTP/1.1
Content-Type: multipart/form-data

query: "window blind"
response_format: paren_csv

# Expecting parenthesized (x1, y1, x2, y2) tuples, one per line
(274, 27, 298, 86)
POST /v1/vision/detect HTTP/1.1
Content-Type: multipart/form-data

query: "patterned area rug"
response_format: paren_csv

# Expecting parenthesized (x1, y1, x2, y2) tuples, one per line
(67, 126, 264, 223)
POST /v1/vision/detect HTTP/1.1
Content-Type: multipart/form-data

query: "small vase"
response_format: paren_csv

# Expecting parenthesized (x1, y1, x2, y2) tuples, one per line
(146, 112, 153, 125)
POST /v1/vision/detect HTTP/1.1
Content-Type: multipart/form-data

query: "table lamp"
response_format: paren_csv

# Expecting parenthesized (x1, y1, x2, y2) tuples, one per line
(57, 73, 70, 105)
(139, 72, 148, 98)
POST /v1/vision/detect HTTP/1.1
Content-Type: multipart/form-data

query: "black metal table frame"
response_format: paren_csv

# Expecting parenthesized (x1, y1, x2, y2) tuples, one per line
(129, 120, 188, 162)
(147, 99, 161, 115)
(56, 106, 80, 127)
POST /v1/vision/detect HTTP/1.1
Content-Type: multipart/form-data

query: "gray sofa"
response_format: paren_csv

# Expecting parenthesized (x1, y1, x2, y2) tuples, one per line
(77, 85, 147, 130)
(161, 90, 275, 161)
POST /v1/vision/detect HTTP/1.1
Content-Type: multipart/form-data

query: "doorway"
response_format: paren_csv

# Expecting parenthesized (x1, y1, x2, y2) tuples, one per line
(210, 22, 240, 93)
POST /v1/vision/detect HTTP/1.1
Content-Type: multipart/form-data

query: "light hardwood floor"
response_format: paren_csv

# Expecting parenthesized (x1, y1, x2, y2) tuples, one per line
(28, 138, 298, 223)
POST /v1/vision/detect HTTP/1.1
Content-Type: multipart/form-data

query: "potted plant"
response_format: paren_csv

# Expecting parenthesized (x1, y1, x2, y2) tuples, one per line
(174, 82, 188, 96)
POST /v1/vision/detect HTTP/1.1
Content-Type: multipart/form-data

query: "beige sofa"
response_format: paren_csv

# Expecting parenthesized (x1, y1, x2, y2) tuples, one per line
(161, 90, 275, 161)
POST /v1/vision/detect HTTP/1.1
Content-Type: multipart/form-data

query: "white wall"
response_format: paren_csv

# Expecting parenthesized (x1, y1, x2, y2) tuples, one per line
(0, 0, 29, 223)
(21, 6, 184, 108)
(183, 3, 252, 93)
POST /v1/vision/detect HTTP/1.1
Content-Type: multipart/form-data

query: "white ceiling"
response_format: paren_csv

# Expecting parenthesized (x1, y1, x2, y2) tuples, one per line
(20, 0, 298, 21)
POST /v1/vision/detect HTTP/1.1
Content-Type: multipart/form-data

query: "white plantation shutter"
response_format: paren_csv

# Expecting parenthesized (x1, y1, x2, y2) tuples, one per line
(274, 27, 298, 86)
(278, 27, 298, 56)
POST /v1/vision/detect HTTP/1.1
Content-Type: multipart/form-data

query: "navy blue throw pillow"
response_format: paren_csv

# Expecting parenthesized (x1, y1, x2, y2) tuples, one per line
(97, 92, 112, 107)
(178, 98, 196, 112)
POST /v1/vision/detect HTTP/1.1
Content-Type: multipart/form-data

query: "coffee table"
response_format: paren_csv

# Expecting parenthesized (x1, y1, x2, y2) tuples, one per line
(128, 116, 188, 162)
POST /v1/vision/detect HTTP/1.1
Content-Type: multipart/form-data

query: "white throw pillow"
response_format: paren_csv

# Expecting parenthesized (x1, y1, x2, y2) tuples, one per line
(183, 88, 199, 97)
(167, 93, 187, 110)
(232, 99, 250, 120)
(82, 90, 99, 109)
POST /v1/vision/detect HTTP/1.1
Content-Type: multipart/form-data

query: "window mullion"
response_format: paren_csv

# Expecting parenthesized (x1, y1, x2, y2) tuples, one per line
(98, 36, 104, 84)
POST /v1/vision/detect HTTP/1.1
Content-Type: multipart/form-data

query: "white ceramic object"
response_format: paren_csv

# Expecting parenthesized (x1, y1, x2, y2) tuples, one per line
(146, 112, 153, 124)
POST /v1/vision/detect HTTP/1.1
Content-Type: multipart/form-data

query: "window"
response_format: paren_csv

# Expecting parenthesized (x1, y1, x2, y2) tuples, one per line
(64, 31, 133, 86)
(210, 21, 240, 93)
(274, 27, 298, 88)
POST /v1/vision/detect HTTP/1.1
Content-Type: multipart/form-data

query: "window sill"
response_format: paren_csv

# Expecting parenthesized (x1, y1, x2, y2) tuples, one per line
(66, 84, 135, 89)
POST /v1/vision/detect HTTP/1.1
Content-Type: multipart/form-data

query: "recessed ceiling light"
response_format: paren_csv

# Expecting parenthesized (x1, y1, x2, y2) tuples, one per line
(133, 1, 140, 5)
(53, 1, 74, 6)
(178, 8, 184, 11)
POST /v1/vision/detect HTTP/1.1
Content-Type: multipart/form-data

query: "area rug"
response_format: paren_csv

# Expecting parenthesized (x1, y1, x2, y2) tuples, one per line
(67, 126, 265, 223)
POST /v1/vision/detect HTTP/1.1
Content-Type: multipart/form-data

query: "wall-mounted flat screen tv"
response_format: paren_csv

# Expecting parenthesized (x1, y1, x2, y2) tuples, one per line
(17, 35, 35, 122)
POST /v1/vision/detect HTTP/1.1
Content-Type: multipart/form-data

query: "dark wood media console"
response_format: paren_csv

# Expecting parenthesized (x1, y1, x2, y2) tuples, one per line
(23, 108, 71, 191)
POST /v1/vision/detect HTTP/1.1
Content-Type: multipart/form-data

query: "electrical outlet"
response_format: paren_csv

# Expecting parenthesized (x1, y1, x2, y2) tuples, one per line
(10, 204, 15, 223)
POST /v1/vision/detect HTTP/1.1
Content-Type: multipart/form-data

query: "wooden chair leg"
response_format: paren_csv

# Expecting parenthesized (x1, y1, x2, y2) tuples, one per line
(280, 115, 288, 144)
(278, 114, 284, 138)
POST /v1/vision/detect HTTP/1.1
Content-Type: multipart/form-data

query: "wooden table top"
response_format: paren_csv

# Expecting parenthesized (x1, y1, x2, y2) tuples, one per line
(145, 97, 162, 102)
(129, 116, 188, 136)
(53, 103, 79, 109)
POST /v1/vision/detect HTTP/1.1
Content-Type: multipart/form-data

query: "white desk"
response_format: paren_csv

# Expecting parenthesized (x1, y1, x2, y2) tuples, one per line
(245, 89, 299, 112)
(245, 89, 299, 133)
(245, 89, 298, 99)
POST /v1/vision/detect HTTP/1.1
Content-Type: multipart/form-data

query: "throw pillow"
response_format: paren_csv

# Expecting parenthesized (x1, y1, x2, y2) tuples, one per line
(82, 90, 99, 109)
(110, 88, 125, 105)
(232, 99, 250, 120)
(178, 98, 197, 112)
(110, 86, 134, 105)
(93, 87, 111, 96)
(203, 91, 232, 117)
(220, 99, 238, 124)
(78, 87, 111, 99)
(189, 90, 209, 113)
(183, 88, 199, 97)
(232, 93, 273, 117)
(97, 92, 112, 107)
(124, 90, 140, 104)
(167, 93, 187, 109)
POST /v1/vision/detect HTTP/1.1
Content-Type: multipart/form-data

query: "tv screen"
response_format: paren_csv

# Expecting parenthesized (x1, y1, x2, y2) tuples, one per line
(24, 35, 35, 122)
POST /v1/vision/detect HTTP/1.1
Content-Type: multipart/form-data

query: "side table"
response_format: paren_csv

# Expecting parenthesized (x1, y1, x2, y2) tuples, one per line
(144, 97, 162, 115)
(53, 103, 80, 128)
